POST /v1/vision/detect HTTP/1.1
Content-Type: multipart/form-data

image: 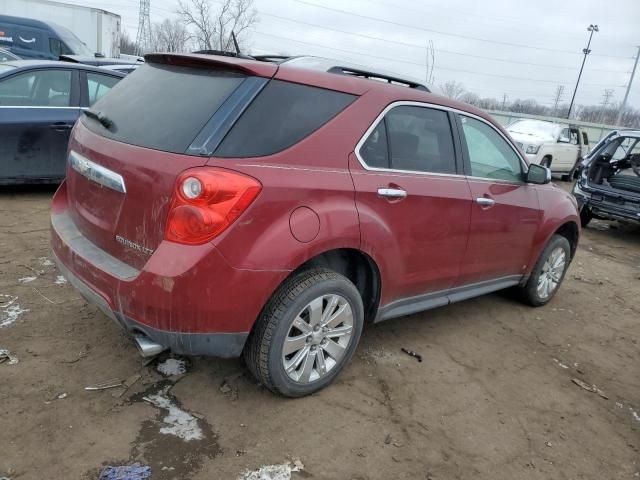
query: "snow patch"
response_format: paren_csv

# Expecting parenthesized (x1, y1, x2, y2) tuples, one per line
(237, 462, 303, 480)
(18, 276, 37, 284)
(0, 295, 29, 328)
(0, 349, 19, 365)
(38, 257, 54, 267)
(54, 275, 67, 285)
(143, 388, 203, 441)
(552, 358, 569, 369)
(631, 408, 640, 423)
(157, 358, 187, 376)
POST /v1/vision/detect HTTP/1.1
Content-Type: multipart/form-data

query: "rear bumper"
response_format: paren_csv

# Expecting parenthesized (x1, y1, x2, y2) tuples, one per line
(53, 252, 248, 357)
(51, 182, 289, 358)
(573, 181, 640, 224)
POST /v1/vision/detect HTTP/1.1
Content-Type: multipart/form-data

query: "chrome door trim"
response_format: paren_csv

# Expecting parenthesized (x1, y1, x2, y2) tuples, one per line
(377, 188, 407, 199)
(69, 150, 126, 193)
(476, 197, 496, 206)
(353, 100, 529, 178)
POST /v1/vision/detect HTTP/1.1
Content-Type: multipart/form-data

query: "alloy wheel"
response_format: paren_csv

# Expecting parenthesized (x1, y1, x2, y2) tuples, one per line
(537, 247, 566, 300)
(282, 294, 354, 384)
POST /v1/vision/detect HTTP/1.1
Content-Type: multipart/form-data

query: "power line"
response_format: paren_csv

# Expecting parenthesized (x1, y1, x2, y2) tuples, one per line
(251, 30, 626, 88)
(291, 0, 633, 59)
(258, 11, 629, 73)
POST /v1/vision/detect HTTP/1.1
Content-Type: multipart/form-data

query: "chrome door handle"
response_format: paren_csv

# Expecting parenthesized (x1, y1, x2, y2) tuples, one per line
(377, 188, 407, 199)
(476, 197, 495, 207)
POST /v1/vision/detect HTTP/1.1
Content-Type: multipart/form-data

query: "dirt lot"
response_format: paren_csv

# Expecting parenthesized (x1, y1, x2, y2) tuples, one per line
(1, 183, 639, 480)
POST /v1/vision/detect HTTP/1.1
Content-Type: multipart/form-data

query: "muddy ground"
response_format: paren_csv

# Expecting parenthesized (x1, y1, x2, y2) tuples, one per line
(0, 182, 638, 480)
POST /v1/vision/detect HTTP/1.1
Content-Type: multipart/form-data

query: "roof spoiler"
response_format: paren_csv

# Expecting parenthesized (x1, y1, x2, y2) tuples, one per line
(144, 53, 278, 77)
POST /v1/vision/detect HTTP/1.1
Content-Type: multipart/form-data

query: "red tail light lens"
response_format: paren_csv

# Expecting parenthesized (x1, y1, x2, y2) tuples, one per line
(165, 168, 261, 245)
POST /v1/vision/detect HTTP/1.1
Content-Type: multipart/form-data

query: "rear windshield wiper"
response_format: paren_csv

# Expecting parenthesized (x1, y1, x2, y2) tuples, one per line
(83, 109, 114, 129)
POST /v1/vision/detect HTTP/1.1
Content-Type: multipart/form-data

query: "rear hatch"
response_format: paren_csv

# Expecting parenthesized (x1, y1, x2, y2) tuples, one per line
(65, 54, 277, 269)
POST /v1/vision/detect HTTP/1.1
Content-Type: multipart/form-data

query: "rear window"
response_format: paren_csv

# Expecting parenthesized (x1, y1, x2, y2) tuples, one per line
(214, 80, 356, 158)
(82, 62, 246, 154)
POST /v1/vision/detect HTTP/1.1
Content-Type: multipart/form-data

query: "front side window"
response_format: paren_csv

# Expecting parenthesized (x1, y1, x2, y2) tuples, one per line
(569, 128, 579, 145)
(49, 38, 72, 56)
(461, 115, 523, 182)
(358, 105, 457, 174)
(86, 72, 120, 106)
(0, 69, 71, 106)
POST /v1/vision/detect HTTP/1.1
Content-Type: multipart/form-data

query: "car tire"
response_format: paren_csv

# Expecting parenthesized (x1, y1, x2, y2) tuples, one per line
(580, 206, 593, 227)
(243, 268, 364, 397)
(517, 235, 571, 307)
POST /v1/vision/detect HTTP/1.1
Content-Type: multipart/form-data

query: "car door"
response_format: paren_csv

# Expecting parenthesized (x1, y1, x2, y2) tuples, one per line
(79, 70, 122, 108)
(456, 114, 542, 285)
(349, 103, 472, 306)
(0, 68, 79, 183)
(555, 127, 574, 170)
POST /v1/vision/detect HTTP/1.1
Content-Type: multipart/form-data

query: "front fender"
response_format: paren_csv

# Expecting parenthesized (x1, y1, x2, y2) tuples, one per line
(525, 184, 580, 275)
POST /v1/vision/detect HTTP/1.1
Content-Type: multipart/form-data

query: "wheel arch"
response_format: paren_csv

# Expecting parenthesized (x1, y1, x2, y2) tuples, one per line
(553, 220, 579, 259)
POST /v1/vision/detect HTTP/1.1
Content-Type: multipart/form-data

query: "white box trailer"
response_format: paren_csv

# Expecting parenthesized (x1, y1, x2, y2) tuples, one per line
(0, 0, 121, 57)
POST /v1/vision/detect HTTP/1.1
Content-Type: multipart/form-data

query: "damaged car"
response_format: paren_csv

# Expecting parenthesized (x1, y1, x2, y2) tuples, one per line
(573, 130, 640, 227)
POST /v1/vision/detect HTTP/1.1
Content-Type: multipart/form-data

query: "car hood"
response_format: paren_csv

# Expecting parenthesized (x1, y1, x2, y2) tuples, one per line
(507, 131, 551, 145)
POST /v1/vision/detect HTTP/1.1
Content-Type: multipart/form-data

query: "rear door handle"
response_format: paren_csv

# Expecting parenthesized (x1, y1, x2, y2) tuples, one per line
(377, 188, 407, 199)
(476, 197, 496, 207)
(50, 122, 73, 131)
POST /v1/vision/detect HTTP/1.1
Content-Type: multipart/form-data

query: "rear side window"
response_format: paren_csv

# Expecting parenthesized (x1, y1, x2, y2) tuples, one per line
(82, 63, 246, 154)
(359, 105, 457, 174)
(215, 80, 355, 158)
(86, 72, 120, 106)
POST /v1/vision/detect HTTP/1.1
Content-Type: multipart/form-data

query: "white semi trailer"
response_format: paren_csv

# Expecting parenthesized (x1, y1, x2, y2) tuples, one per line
(0, 0, 121, 57)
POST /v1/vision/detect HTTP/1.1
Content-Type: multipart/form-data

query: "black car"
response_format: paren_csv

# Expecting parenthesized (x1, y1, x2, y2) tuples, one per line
(573, 130, 640, 226)
(0, 60, 125, 185)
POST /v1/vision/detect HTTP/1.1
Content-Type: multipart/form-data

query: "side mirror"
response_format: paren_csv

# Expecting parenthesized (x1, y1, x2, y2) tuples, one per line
(527, 163, 551, 184)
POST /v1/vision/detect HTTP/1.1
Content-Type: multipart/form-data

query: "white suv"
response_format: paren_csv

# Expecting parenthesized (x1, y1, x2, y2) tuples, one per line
(507, 119, 590, 180)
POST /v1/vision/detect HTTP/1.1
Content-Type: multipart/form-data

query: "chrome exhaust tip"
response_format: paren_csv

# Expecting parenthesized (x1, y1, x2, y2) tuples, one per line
(133, 335, 165, 357)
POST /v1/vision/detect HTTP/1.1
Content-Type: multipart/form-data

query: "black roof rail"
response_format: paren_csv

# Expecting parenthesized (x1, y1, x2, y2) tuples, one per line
(327, 66, 430, 92)
(252, 54, 292, 63)
(192, 49, 256, 60)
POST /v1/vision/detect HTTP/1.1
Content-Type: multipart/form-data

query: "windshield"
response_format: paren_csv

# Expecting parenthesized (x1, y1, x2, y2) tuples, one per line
(52, 24, 93, 56)
(507, 120, 560, 140)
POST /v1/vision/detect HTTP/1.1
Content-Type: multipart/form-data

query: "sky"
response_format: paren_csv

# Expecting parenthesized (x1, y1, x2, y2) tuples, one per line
(64, 0, 640, 109)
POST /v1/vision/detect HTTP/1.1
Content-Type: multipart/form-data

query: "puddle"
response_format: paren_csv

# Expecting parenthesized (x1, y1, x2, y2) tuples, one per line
(0, 294, 29, 328)
(106, 382, 221, 480)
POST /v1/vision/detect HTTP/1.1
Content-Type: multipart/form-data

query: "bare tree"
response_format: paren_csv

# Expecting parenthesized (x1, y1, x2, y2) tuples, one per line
(120, 30, 137, 55)
(150, 18, 191, 52)
(177, 0, 257, 52)
(439, 80, 465, 101)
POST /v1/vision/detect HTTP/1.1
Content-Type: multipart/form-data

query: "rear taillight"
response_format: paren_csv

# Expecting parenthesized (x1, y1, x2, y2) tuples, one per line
(165, 168, 261, 245)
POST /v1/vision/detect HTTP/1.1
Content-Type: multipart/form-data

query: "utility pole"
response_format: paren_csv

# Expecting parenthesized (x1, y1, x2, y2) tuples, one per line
(425, 40, 435, 85)
(567, 24, 599, 120)
(615, 45, 640, 126)
(135, 0, 151, 56)
(599, 89, 614, 124)
(552, 85, 565, 117)
(501, 93, 508, 111)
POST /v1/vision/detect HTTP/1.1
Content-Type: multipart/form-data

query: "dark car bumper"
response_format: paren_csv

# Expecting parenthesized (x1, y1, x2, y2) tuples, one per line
(574, 181, 640, 224)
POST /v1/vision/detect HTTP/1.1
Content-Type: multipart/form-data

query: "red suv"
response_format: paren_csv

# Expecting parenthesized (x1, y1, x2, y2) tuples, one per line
(51, 54, 580, 397)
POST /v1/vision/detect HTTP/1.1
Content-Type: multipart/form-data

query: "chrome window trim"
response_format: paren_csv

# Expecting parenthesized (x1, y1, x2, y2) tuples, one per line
(0, 106, 79, 109)
(69, 150, 126, 193)
(354, 100, 529, 184)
